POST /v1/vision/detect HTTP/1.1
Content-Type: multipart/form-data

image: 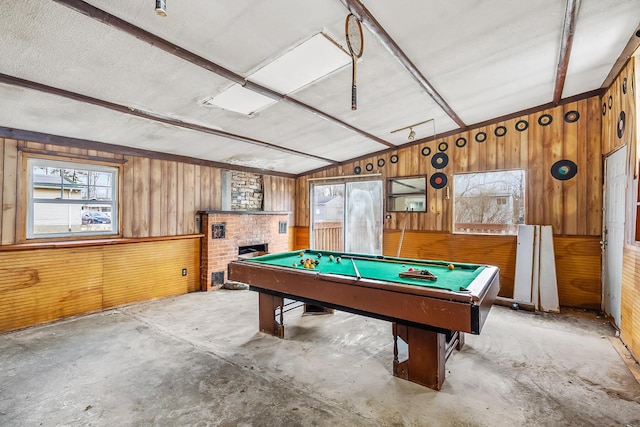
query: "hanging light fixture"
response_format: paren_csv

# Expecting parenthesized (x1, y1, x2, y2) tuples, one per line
(407, 128, 416, 141)
(155, 0, 167, 17)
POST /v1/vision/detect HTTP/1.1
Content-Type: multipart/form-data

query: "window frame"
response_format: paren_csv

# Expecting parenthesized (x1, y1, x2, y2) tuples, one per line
(385, 176, 427, 212)
(452, 168, 526, 236)
(26, 156, 120, 240)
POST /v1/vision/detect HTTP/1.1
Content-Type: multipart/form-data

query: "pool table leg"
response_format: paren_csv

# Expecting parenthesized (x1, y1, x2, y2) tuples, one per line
(258, 293, 284, 338)
(392, 323, 446, 390)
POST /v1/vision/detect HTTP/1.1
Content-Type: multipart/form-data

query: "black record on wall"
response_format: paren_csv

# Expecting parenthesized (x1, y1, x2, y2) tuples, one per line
(377, 158, 385, 167)
(617, 111, 626, 139)
(550, 160, 577, 181)
(455, 137, 467, 147)
(494, 126, 507, 137)
(365, 163, 374, 172)
(515, 120, 529, 132)
(538, 114, 553, 126)
(431, 152, 449, 169)
(438, 141, 449, 152)
(421, 146, 432, 157)
(430, 173, 448, 189)
(354, 165, 361, 175)
(608, 95, 613, 109)
(564, 110, 580, 123)
(602, 103, 607, 116)
(622, 77, 628, 94)
(390, 154, 399, 164)
(475, 131, 487, 143)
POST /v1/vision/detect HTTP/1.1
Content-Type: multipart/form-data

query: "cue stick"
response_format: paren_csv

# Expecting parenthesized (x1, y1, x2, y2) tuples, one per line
(340, 254, 477, 270)
(397, 207, 409, 257)
(350, 257, 362, 280)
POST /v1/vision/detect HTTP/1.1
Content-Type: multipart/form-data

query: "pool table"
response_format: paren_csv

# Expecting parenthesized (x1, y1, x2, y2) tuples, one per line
(228, 249, 500, 390)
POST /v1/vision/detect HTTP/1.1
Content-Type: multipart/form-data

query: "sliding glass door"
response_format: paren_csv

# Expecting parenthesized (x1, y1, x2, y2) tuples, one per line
(311, 180, 382, 255)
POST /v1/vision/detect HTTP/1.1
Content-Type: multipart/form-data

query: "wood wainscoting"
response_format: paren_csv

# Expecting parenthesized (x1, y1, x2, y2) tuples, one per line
(621, 244, 640, 361)
(0, 235, 200, 333)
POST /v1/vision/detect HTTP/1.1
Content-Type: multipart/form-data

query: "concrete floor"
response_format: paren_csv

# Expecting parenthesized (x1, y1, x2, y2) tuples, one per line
(1, 290, 639, 427)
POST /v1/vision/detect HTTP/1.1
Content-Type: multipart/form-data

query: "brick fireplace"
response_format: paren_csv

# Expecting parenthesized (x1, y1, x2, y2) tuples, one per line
(199, 211, 290, 291)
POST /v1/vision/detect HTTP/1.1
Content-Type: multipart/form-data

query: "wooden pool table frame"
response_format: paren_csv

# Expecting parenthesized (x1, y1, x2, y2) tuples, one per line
(228, 256, 500, 390)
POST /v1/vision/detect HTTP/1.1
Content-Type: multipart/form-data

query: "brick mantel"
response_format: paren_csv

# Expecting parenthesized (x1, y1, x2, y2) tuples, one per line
(199, 211, 290, 291)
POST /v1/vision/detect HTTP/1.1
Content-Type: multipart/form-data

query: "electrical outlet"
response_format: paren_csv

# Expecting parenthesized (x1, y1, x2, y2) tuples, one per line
(181, 268, 187, 277)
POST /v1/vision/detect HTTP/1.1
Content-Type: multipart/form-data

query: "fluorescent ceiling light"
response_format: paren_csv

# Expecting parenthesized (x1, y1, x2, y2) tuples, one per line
(206, 33, 350, 115)
(203, 84, 276, 115)
(250, 33, 351, 94)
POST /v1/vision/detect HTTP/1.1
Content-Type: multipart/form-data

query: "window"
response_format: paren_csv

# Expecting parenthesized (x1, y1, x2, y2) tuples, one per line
(27, 158, 119, 238)
(453, 169, 525, 235)
(386, 176, 427, 212)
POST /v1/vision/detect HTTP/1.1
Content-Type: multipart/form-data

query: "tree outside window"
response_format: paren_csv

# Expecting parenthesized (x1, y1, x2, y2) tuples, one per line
(453, 170, 525, 235)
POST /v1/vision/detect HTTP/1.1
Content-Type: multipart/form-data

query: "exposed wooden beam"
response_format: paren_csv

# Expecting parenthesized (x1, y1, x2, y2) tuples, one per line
(0, 73, 335, 165)
(52, 0, 394, 149)
(601, 24, 640, 90)
(0, 127, 297, 178)
(342, 0, 466, 129)
(553, 0, 580, 104)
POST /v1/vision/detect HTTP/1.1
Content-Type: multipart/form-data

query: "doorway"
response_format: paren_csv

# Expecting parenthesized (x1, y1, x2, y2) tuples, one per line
(311, 180, 383, 255)
(602, 146, 627, 327)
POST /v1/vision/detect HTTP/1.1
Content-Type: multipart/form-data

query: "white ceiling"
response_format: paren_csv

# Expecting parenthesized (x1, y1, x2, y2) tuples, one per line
(0, 0, 638, 176)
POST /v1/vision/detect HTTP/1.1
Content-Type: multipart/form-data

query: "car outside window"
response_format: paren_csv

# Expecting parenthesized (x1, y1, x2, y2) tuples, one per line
(27, 157, 119, 239)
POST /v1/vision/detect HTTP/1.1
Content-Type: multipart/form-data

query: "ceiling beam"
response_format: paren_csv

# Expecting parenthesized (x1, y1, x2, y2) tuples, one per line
(0, 73, 336, 164)
(52, 0, 395, 149)
(601, 24, 640, 89)
(553, 0, 580, 104)
(0, 127, 297, 178)
(342, 0, 466, 129)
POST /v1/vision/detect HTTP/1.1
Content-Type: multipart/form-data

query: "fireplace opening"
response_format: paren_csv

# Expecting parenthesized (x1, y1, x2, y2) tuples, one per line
(238, 243, 268, 259)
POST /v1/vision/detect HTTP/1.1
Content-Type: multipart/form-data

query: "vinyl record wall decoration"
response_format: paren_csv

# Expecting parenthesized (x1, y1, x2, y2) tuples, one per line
(431, 152, 448, 169)
(550, 160, 577, 181)
(430, 173, 447, 189)
(618, 111, 626, 139)
(515, 120, 528, 132)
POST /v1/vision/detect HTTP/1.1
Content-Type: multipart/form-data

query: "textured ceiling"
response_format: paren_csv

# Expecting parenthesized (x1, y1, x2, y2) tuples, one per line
(0, 0, 638, 175)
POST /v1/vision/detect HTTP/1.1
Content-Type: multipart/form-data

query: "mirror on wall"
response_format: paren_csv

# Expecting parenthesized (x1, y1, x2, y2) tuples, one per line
(386, 176, 426, 212)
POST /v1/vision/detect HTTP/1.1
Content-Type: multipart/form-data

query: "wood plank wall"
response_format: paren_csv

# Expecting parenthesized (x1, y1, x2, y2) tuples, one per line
(621, 245, 640, 360)
(604, 58, 640, 360)
(0, 139, 296, 332)
(0, 139, 296, 243)
(0, 237, 200, 333)
(297, 98, 603, 235)
(296, 96, 604, 307)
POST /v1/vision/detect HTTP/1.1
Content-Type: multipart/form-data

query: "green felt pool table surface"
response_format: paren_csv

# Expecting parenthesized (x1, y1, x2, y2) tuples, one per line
(246, 249, 485, 292)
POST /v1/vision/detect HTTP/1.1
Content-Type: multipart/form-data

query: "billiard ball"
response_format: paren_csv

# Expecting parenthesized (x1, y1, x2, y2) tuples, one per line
(317, 253, 322, 258)
(336, 257, 341, 263)
(292, 263, 297, 267)
(300, 259, 305, 265)
(314, 259, 319, 265)
(448, 264, 455, 270)
(299, 252, 304, 257)
(408, 267, 414, 272)
(329, 255, 334, 261)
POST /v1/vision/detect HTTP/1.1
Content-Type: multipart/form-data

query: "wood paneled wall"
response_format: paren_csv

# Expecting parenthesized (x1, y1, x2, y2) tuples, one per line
(621, 244, 640, 360)
(296, 97, 603, 237)
(0, 139, 296, 243)
(0, 237, 199, 333)
(0, 138, 296, 332)
(295, 96, 605, 307)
